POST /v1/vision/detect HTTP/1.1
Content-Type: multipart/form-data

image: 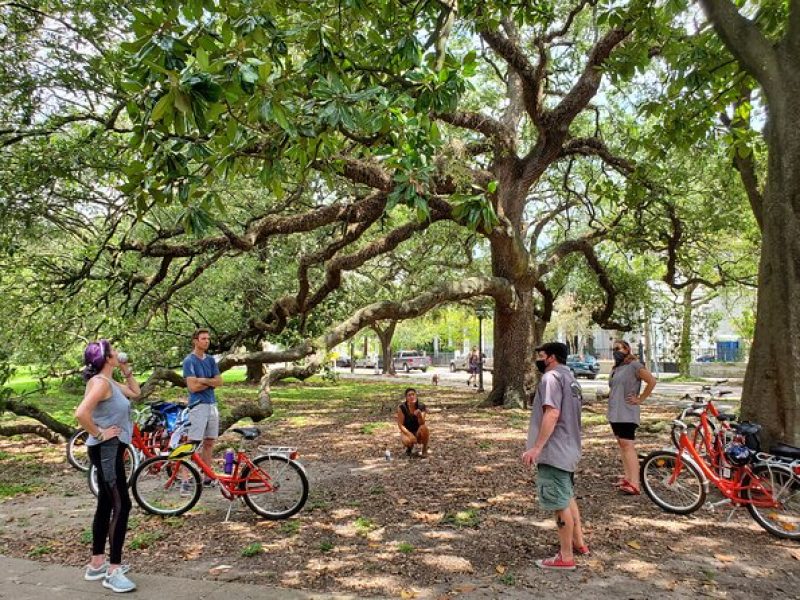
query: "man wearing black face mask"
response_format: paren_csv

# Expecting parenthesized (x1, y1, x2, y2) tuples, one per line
(522, 342, 587, 570)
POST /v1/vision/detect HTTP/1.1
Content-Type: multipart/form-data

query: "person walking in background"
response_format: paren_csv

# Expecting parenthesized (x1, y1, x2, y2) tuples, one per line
(466, 346, 480, 388)
(608, 339, 657, 495)
(183, 328, 223, 486)
(396, 387, 430, 458)
(75, 339, 140, 593)
(523, 342, 587, 570)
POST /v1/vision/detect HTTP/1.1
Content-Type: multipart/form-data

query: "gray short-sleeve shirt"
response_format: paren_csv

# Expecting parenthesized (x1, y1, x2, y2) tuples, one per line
(608, 360, 644, 424)
(526, 364, 582, 473)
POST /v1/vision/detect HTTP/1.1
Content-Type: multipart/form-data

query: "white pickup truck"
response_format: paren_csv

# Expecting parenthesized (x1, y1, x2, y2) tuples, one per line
(392, 351, 432, 372)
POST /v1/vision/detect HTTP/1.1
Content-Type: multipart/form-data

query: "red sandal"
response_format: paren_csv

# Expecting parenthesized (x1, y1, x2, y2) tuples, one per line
(619, 480, 640, 495)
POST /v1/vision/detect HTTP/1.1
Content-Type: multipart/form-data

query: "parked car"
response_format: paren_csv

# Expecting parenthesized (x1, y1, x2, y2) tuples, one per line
(392, 350, 431, 372)
(449, 355, 494, 372)
(566, 354, 599, 379)
(335, 355, 351, 368)
(695, 355, 716, 363)
(355, 356, 382, 369)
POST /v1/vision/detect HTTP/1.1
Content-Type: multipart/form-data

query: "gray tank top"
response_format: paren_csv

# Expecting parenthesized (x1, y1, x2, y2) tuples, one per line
(607, 360, 644, 425)
(86, 375, 133, 446)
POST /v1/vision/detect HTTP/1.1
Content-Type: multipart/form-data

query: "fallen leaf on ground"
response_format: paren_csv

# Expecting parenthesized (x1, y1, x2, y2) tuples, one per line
(495, 564, 506, 574)
(789, 548, 800, 561)
(400, 589, 417, 599)
(452, 584, 476, 593)
(626, 540, 641, 550)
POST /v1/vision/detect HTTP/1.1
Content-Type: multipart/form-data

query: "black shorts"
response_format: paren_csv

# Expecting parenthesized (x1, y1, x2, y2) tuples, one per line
(610, 422, 638, 440)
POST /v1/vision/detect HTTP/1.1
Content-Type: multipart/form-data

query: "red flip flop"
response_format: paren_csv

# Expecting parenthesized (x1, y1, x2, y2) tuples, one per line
(619, 480, 640, 495)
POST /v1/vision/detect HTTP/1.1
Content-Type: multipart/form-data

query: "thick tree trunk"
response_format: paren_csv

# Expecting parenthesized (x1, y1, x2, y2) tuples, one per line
(373, 322, 397, 375)
(246, 361, 263, 383)
(740, 93, 800, 447)
(678, 284, 695, 378)
(486, 288, 536, 408)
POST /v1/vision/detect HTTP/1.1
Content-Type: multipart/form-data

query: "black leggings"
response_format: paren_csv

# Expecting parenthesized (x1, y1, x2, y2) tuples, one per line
(87, 441, 132, 564)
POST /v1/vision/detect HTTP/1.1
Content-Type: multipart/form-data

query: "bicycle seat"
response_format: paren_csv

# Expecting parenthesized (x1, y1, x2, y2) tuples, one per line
(717, 413, 736, 422)
(233, 427, 261, 440)
(770, 443, 800, 460)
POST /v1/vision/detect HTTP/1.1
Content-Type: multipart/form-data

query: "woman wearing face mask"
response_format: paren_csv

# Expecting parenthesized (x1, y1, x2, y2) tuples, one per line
(607, 340, 656, 495)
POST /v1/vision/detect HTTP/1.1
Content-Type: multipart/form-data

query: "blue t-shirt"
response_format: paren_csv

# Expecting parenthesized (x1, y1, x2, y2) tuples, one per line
(182, 353, 220, 407)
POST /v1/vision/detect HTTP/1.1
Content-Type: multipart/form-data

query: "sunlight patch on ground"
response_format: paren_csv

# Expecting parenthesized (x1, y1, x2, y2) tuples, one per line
(486, 491, 530, 505)
(335, 575, 407, 594)
(422, 529, 460, 541)
(330, 508, 359, 520)
(616, 558, 658, 577)
(305, 557, 360, 572)
(412, 510, 444, 524)
(421, 553, 474, 573)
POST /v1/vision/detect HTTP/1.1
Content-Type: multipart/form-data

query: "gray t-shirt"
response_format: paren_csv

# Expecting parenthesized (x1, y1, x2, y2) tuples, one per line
(608, 360, 644, 424)
(86, 375, 133, 446)
(526, 364, 582, 473)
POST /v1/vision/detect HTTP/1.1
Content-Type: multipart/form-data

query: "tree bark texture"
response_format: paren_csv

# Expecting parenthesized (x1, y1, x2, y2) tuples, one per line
(678, 284, 695, 378)
(740, 89, 800, 446)
(373, 322, 397, 375)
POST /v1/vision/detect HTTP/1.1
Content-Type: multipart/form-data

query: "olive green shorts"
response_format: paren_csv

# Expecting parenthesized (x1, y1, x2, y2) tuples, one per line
(536, 464, 575, 511)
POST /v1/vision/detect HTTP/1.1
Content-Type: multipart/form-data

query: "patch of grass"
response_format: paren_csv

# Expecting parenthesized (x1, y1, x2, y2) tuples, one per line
(0, 483, 36, 498)
(79, 529, 93, 544)
(498, 572, 516, 586)
(397, 542, 415, 554)
(368, 485, 385, 495)
(241, 542, 264, 557)
(442, 508, 480, 528)
(129, 531, 164, 550)
(508, 412, 528, 430)
(319, 539, 335, 552)
(582, 413, 608, 426)
(477, 441, 492, 450)
(354, 516, 377, 536)
(28, 544, 53, 557)
(280, 520, 301, 536)
(360, 422, 390, 435)
(163, 516, 184, 528)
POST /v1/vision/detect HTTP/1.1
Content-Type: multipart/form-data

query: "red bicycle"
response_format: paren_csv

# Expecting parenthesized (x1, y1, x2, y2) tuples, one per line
(130, 426, 308, 520)
(641, 419, 800, 539)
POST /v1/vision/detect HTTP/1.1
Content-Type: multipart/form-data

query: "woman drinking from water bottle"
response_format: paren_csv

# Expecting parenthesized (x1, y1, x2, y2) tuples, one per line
(75, 340, 140, 593)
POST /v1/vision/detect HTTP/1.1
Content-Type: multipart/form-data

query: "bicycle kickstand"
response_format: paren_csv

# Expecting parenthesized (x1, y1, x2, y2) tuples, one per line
(224, 499, 236, 523)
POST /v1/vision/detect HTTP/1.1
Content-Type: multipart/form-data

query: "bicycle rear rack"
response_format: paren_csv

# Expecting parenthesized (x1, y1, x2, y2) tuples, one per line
(257, 445, 297, 459)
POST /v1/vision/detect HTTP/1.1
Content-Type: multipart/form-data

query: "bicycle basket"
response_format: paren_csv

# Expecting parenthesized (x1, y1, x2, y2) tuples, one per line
(140, 412, 165, 433)
(150, 401, 187, 433)
(724, 442, 755, 466)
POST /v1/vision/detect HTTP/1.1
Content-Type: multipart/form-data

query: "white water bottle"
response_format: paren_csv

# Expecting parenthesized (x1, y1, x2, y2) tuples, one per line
(384, 449, 392, 462)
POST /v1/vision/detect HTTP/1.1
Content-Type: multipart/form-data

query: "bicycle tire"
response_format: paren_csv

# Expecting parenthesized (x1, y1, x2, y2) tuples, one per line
(744, 463, 800, 540)
(640, 450, 706, 515)
(87, 446, 138, 497)
(131, 456, 202, 516)
(67, 429, 91, 472)
(241, 455, 309, 520)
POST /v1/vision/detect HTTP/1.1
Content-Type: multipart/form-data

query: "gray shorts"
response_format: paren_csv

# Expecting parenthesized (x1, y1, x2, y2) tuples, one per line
(536, 464, 575, 511)
(187, 403, 219, 441)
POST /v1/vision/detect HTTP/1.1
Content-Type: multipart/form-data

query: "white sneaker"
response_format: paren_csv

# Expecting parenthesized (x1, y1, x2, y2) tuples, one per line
(103, 567, 136, 593)
(84, 562, 108, 581)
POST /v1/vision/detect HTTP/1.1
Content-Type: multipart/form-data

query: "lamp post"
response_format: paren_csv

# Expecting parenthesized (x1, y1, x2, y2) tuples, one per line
(475, 306, 490, 393)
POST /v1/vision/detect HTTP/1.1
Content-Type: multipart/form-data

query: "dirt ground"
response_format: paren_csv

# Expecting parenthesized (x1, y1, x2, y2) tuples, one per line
(0, 382, 798, 599)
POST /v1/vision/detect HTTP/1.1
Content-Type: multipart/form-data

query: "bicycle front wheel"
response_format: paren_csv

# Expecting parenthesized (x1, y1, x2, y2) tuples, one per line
(641, 450, 706, 515)
(745, 463, 800, 540)
(131, 456, 202, 516)
(242, 455, 309, 520)
(67, 429, 90, 472)
(87, 446, 138, 497)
